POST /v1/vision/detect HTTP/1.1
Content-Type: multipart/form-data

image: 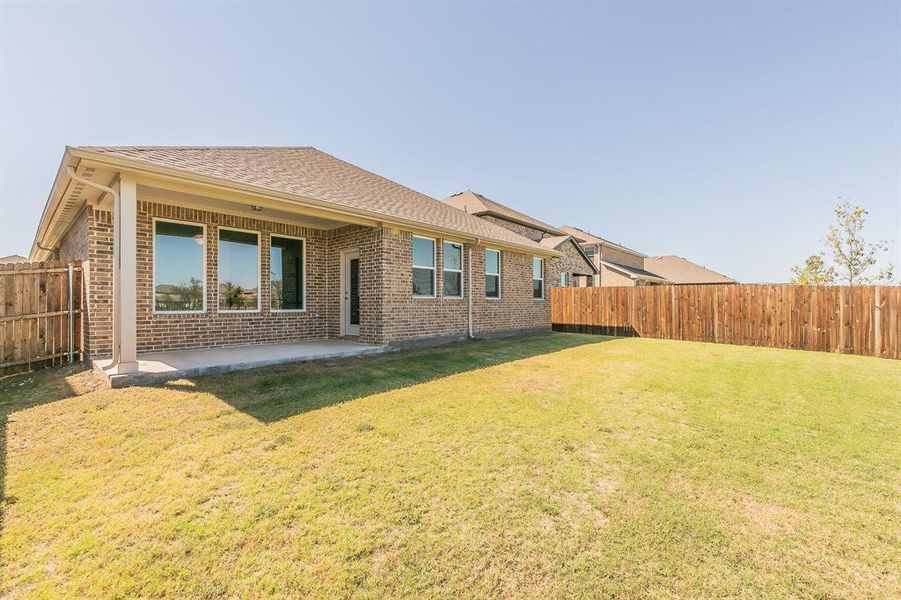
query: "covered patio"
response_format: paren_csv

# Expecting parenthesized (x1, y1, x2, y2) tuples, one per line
(92, 339, 386, 387)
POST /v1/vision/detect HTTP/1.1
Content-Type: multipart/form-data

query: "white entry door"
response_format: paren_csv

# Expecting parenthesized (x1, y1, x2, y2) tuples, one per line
(343, 251, 361, 336)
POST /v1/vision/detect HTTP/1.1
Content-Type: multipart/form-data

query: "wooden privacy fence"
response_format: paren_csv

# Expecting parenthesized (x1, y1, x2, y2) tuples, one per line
(0, 260, 83, 376)
(551, 285, 900, 359)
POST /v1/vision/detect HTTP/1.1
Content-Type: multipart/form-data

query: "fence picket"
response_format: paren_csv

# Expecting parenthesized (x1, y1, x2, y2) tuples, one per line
(550, 284, 898, 359)
(0, 261, 84, 375)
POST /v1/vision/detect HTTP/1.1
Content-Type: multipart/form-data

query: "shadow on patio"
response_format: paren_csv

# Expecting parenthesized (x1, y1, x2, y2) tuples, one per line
(162, 333, 614, 423)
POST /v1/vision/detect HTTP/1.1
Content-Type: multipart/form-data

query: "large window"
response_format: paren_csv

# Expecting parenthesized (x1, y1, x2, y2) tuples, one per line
(218, 228, 260, 311)
(154, 220, 205, 313)
(412, 236, 435, 297)
(485, 249, 501, 298)
(533, 257, 544, 299)
(443, 242, 463, 298)
(270, 236, 304, 311)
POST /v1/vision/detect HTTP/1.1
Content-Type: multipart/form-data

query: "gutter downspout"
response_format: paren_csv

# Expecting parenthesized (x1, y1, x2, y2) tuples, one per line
(66, 167, 122, 368)
(468, 245, 474, 339)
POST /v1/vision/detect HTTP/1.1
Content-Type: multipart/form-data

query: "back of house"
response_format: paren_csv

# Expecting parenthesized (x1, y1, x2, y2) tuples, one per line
(30, 146, 562, 375)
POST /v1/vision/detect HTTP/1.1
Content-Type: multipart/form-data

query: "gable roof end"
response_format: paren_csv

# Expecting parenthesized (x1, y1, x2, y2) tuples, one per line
(559, 225, 647, 258)
(442, 190, 565, 236)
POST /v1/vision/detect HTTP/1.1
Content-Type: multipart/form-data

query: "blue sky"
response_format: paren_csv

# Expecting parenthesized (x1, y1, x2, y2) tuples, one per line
(1, 1, 898, 282)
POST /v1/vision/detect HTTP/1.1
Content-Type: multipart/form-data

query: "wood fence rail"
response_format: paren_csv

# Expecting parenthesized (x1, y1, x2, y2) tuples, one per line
(0, 260, 83, 376)
(551, 285, 899, 359)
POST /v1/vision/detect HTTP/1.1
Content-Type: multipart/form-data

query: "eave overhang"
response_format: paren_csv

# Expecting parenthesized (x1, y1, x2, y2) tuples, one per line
(30, 147, 560, 261)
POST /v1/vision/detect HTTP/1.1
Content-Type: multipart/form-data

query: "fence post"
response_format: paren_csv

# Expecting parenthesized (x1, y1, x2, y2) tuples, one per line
(874, 286, 882, 358)
(67, 261, 75, 363)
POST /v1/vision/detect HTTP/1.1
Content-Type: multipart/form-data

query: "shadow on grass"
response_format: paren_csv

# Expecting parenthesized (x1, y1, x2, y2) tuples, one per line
(164, 333, 614, 423)
(0, 364, 102, 538)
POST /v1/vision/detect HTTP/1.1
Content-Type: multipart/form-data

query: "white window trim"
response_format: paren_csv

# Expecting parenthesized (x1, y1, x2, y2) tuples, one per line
(442, 241, 464, 299)
(152, 217, 207, 316)
(269, 233, 307, 313)
(412, 234, 437, 298)
(217, 226, 262, 314)
(485, 248, 502, 300)
(533, 257, 545, 300)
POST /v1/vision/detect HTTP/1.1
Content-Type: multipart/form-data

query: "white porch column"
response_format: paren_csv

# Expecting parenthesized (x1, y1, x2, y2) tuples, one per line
(114, 173, 139, 373)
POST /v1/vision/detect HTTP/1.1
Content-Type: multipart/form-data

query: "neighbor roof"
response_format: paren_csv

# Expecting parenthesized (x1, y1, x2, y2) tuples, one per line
(601, 260, 669, 284)
(538, 235, 598, 273)
(0, 254, 28, 264)
(441, 190, 565, 236)
(36, 147, 555, 258)
(643, 255, 735, 284)
(559, 225, 647, 258)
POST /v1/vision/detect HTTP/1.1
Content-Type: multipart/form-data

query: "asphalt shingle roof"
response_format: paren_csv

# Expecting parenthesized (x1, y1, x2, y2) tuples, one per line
(441, 190, 564, 235)
(559, 225, 647, 258)
(602, 260, 667, 281)
(77, 147, 550, 253)
(643, 255, 735, 284)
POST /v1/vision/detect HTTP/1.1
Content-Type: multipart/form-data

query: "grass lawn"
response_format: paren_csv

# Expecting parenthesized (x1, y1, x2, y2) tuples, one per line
(1, 334, 899, 597)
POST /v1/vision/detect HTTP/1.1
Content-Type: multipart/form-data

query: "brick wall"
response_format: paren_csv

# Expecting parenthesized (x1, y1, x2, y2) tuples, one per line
(470, 215, 595, 290)
(135, 202, 331, 353)
(379, 229, 549, 343)
(57, 206, 113, 356)
(65, 193, 552, 356)
(327, 225, 384, 344)
(548, 240, 594, 288)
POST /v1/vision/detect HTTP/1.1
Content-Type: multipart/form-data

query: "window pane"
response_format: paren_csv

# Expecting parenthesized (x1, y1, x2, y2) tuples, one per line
(532, 258, 543, 280)
(413, 267, 434, 296)
(443, 242, 462, 270)
(584, 248, 595, 259)
(413, 237, 434, 268)
(154, 221, 204, 312)
(444, 271, 462, 297)
(560, 273, 568, 287)
(349, 258, 360, 325)
(271, 236, 303, 310)
(485, 274, 499, 298)
(219, 229, 259, 310)
(533, 279, 543, 299)
(485, 249, 499, 274)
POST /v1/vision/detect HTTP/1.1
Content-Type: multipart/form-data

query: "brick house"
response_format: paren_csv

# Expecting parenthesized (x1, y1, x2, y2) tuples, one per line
(558, 225, 668, 287)
(30, 147, 561, 376)
(440, 191, 597, 288)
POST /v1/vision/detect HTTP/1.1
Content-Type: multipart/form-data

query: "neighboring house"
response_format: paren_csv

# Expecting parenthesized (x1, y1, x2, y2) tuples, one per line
(643, 255, 736, 285)
(0, 254, 28, 264)
(441, 191, 597, 288)
(30, 146, 562, 375)
(559, 225, 668, 287)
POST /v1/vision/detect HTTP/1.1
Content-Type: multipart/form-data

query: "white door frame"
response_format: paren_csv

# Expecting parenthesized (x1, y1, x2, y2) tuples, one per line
(340, 249, 361, 336)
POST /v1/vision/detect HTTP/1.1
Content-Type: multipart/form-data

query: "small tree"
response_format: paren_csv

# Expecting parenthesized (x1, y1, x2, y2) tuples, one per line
(791, 199, 893, 285)
(790, 254, 835, 285)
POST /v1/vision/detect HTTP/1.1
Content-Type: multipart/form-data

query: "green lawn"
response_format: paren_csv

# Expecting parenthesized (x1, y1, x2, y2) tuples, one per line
(1, 334, 899, 597)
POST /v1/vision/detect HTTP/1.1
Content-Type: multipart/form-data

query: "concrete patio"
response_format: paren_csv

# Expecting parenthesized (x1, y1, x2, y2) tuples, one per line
(92, 339, 387, 387)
